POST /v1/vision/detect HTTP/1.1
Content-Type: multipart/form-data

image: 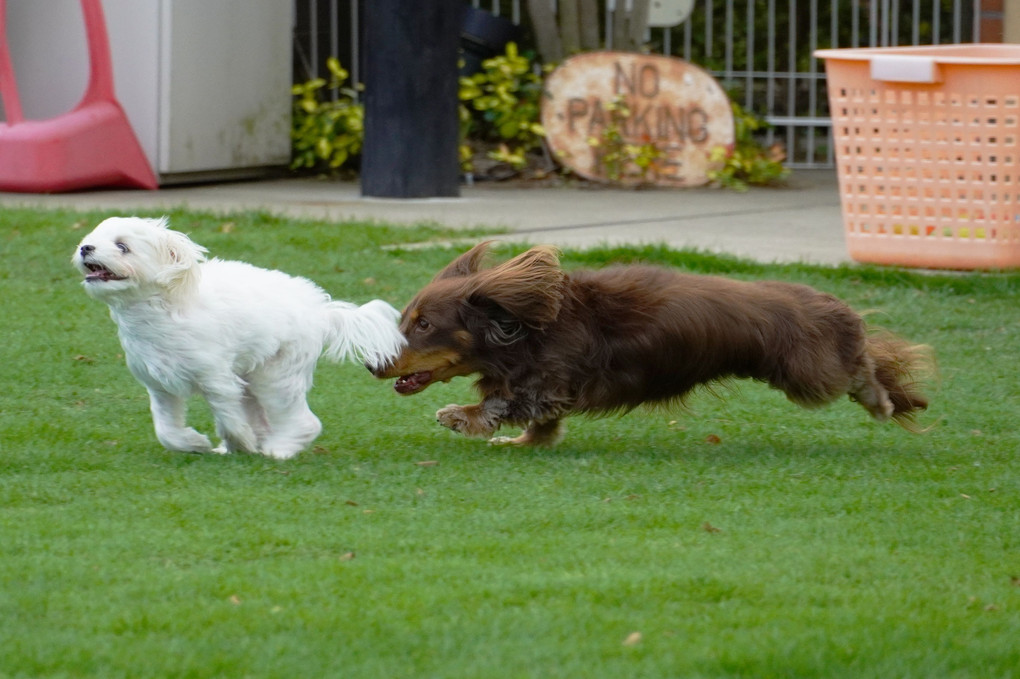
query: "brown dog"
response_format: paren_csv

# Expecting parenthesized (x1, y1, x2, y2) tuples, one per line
(371, 242, 930, 446)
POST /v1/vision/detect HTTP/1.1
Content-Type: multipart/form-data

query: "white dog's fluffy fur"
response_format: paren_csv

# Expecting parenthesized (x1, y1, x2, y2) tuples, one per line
(72, 216, 405, 459)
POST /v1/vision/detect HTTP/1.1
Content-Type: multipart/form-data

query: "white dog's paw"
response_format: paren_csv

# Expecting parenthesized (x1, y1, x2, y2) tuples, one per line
(158, 428, 213, 453)
(261, 447, 301, 461)
(215, 426, 259, 455)
(210, 445, 231, 455)
(258, 413, 320, 460)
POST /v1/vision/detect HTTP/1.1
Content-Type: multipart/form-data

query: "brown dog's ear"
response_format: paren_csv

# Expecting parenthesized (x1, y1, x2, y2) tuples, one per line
(432, 241, 494, 281)
(469, 245, 564, 329)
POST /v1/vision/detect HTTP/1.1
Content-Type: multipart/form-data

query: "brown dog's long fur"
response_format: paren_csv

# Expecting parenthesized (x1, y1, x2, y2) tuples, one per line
(371, 242, 931, 446)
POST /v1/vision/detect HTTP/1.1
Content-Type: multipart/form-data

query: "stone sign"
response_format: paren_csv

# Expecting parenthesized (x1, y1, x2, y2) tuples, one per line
(541, 52, 735, 187)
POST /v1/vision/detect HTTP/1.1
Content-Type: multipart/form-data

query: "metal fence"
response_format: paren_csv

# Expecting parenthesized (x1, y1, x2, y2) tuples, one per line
(293, 0, 983, 168)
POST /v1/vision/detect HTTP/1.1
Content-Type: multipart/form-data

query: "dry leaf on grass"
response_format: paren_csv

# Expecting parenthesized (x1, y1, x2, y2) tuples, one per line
(702, 521, 722, 533)
(416, 460, 439, 467)
(622, 631, 642, 646)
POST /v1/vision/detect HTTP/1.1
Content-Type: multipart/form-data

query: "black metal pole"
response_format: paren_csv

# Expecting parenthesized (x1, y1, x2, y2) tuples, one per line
(361, 0, 463, 198)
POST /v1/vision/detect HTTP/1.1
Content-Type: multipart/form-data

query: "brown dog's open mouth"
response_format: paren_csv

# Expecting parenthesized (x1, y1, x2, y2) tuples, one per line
(394, 371, 433, 395)
(84, 263, 127, 282)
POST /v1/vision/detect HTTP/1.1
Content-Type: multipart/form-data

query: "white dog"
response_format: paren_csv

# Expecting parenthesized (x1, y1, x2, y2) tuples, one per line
(72, 216, 405, 459)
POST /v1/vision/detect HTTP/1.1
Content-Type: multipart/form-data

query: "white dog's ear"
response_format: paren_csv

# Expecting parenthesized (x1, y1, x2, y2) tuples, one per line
(153, 220, 207, 297)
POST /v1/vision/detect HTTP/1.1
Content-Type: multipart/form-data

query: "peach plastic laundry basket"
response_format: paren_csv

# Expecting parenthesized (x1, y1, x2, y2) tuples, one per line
(815, 44, 1020, 269)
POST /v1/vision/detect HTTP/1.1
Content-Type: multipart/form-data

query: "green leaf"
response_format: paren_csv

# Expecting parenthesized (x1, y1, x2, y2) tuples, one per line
(316, 137, 332, 159)
(326, 57, 348, 82)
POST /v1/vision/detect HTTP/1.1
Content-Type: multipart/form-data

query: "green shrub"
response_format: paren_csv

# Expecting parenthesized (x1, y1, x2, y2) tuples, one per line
(289, 46, 549, 176)
(584, 96, 663, 184)
(289, 50, 790, 189)
(707, 102, 791, 191)
(290, 57, 364, 172)
(458, 42, 549, 171)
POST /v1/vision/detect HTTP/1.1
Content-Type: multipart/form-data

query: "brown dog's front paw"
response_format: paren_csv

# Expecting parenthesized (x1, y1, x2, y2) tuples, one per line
(436, 405, 466, 432)
(488, 419, 564, 447)
(436, 404, 498, 438)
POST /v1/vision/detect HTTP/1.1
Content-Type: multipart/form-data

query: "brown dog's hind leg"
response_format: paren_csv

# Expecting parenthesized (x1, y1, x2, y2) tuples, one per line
(849, 332, 937, 427)
(490, 419, 564, 447)
(844, 371, 893, 418)
(848, 357, 895, 422)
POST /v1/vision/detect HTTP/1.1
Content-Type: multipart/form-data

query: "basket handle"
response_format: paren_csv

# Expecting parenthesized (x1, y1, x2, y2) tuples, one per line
(869, 55, 942, 84)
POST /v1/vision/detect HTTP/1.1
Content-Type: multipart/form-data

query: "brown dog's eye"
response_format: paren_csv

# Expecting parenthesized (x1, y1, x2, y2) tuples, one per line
(416, 318, 430, 331)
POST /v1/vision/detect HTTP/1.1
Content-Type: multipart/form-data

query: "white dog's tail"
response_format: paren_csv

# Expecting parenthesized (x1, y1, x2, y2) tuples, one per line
(322, 299, 406, 366)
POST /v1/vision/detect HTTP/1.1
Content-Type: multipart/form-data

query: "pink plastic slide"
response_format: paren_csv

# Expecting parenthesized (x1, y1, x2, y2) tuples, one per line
(0, 0, 157, 192)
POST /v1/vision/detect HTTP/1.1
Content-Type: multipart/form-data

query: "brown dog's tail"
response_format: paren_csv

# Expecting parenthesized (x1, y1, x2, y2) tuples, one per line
(864, 333, 934, 430)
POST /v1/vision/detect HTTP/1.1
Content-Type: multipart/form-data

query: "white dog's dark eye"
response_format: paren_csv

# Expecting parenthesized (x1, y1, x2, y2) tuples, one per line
(116, 242, 130, 253)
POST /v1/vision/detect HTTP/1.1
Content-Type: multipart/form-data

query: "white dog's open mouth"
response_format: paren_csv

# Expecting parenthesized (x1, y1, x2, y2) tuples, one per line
(83, 262, 127, 282)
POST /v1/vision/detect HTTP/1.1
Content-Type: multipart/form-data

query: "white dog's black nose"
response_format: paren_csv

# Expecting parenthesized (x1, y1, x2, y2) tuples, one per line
(80, 245, 95, 256)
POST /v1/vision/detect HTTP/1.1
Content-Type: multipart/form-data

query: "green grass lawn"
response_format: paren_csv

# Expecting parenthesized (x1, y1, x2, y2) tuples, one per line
(1, 207, 1018, 678)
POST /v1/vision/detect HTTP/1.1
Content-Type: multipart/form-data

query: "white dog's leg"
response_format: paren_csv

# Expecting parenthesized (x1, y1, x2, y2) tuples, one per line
(261, 402, 321, 460)
(248, 366, 322, 460)
(203, 384, 260, 454)
(241, 389, 271, 450)
(147, 388, 214, 453)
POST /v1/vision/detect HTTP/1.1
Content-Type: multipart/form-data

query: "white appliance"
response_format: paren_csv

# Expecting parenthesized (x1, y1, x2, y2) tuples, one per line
(2, 0, 292, 184)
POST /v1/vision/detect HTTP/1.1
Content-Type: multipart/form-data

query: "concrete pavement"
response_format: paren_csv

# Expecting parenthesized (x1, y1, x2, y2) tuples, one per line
(0, 169, 850, 265)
